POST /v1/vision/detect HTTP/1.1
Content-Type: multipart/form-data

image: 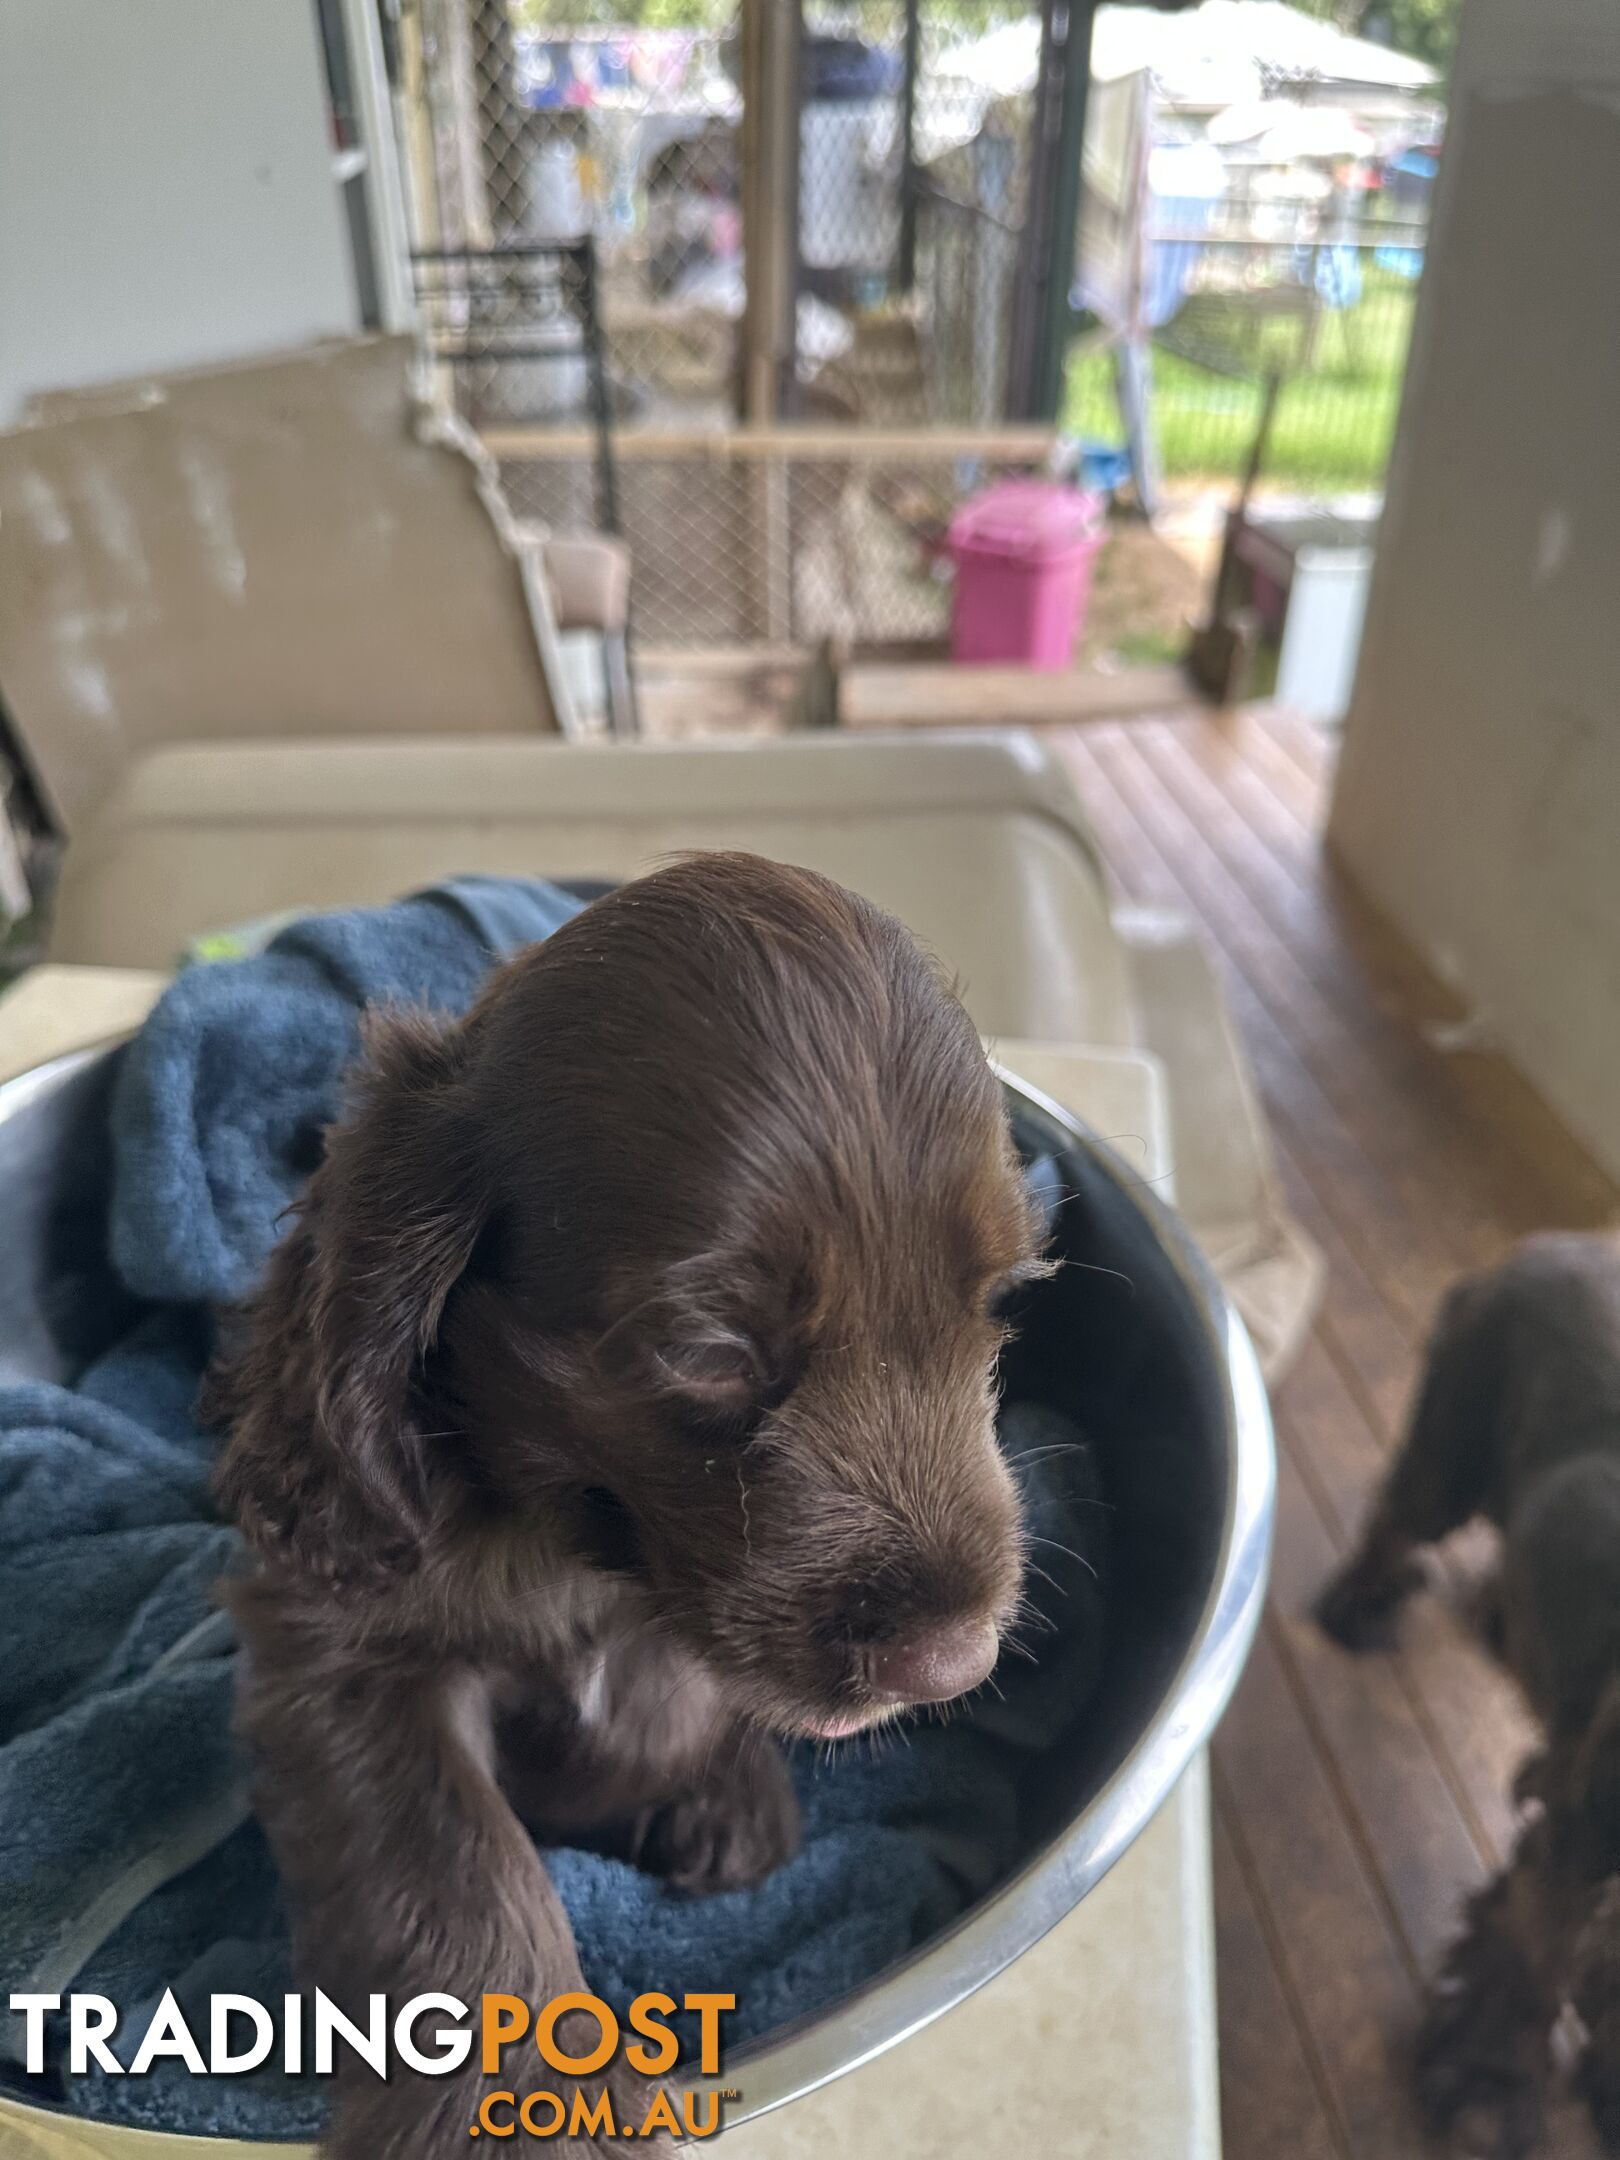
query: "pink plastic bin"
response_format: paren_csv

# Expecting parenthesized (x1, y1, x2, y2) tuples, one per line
(947, 479, 1105, 669)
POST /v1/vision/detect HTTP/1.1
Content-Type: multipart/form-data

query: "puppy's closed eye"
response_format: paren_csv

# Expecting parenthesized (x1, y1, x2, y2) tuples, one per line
(985, 1258, 1055, 1325)
(650, 1331, 793, 1443)
(985, 1277, 1023, 1325)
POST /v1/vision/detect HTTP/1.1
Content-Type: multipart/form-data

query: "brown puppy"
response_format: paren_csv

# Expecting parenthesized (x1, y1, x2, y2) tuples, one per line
(208, 853, 1046, 2159)
(1316, 1234, 1620, 2156)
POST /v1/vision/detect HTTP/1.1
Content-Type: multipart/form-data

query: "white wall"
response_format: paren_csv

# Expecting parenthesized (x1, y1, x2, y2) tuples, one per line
(1328, 0, 1620, 1176)
(0, 0, 358, 422)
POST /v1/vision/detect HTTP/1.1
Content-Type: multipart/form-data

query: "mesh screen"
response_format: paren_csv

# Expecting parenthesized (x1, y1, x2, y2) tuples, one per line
(502, 440, 1047, 647)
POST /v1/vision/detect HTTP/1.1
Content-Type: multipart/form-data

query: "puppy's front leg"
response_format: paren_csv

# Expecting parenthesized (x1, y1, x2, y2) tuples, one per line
(234, 1592, 656, 2159)
(1415, 1823, 1563, 2160)
(1572, 1878, 1620, 2153)
(1317, 1277, 1499, 1653)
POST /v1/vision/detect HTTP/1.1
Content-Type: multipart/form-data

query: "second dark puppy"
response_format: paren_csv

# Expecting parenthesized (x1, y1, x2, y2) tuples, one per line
(1316, 1234, 1620, 1658)
(209, 853, 1048, 2158)
(1317, 1233, 1620, 2155)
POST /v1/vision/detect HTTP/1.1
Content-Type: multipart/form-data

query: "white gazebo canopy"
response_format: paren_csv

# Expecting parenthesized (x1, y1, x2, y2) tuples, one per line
(1089, 0, 1440, 99)
(933, 0, 1442, 109)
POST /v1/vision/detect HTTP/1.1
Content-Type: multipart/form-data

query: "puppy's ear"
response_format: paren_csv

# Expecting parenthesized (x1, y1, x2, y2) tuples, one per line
(208, 1009, 490, 1590)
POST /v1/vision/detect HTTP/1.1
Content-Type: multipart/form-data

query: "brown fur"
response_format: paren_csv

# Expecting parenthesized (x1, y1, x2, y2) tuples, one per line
(207, 853, 1046, 2158)
(1315, 1234, 1620, 2156)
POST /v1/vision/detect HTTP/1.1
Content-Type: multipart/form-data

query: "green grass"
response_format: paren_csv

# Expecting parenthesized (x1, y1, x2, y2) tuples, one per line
(1065, 273, 1419, 491)
(1105, 626, 1185, 665)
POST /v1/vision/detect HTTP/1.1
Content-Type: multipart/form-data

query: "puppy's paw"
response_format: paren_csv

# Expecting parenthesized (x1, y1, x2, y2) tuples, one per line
(1415, 2041, 1545, 2160)
(1575, 1918, 1620, 2153)
(1313, 1553, 1423, 1652)
(1580, 2067, 1620, 2159)
(638, 1745, 801, 1896)
(1435, 2091, 1547, 2160)
(1415, 1987, 1546, 2160)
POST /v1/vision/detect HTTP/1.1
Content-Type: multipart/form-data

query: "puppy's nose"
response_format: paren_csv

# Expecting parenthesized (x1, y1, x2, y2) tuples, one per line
(867, 1617, 999, 1705)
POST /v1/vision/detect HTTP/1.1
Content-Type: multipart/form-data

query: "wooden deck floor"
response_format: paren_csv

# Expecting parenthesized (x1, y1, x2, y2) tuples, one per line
(1054, 707, 1618, 2160)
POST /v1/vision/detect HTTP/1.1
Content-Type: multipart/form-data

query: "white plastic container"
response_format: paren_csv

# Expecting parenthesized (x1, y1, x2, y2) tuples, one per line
(1275, 541, 1374, 724)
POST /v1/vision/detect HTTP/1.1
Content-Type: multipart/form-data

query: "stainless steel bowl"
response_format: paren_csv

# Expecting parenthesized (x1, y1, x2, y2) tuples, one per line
(0, 1045, 1274, 2152)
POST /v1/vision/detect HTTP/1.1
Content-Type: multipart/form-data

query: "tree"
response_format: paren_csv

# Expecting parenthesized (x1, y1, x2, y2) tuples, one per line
(1291, 0, 1463, 73)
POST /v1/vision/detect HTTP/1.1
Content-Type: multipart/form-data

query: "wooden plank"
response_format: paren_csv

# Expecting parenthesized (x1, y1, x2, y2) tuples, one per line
(1072, 728, 1449, 1332)
(1252, 700, 1335, 791)
(636, 643, 806, 676)
(1071, 722, 1556, 1779)
(840, 664, 1193, 730)
(1056, 726, 1420, 1431)
(1048, 700, 1620, 2160)
(1169, 714, 1617, 1228)
(1126, 719, 1559, 1261)
(1212, 1625, 1426, 2157)
(1268, 1429, 1500, 1957)
(1236, 702, 1607, 1272)
(1208, 706, 1327, 837)
(480, 423, 1060, 462)
(1270, 1168, 1416, 1443)
(1281, 1332, 1535, 1861)
(1320, 866, 1620, 1227)
(1087, 725, 1560, 1333)
(1065, 717, 1533, 1830)
(1211, 1791, 1347, 2160)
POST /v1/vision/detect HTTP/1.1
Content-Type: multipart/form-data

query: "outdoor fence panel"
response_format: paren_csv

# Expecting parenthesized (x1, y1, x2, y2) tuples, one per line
(500, 435, 1049, 648)
(396, 0, 1437, 649)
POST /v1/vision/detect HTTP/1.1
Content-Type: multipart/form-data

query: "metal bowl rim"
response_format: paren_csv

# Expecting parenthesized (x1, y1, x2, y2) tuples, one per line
(0, 1045, 1275, 2144)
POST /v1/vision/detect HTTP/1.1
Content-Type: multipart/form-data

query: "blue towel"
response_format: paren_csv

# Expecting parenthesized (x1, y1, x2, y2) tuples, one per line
(109, 876, 588, 1308)
(0, 878, 1106, 2140)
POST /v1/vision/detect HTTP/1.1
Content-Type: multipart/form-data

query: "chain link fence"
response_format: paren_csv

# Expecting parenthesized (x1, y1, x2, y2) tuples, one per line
(397, 0, 1049, 651)
(407, 0, 744, 422)
(1066, 90, 1435, 492)
(396, 0, 1439, 625)
(1069, 234, 1426, 490)
(792, 0, 1034, 426)
(500, 433, 1047, 647)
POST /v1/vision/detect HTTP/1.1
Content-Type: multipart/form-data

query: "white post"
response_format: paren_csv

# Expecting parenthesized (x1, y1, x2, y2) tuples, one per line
(340, 0, 419, 332)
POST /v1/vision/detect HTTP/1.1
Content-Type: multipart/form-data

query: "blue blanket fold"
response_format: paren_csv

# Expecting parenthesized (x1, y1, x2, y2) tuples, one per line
(109, 876, 587, 1309)
(0, 877, 1105, 2140)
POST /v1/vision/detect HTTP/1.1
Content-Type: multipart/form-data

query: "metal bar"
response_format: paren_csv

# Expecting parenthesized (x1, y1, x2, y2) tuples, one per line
(896, 0, 922, 291)
(340, 0, 418, 331)
(1029, 0, 1097, 422)
(409, 241, 592, 263)
(1115, 338, 1160, 516)
(1146, 227, 1429, 248)
(479, 424, 1061, 461)
(1005, 0, 1063, 417)
(392, 0, 444, 256)
(577, 238, 620, 534)
(739, 0, 801, 427)
(432, 342, 586, 362)
(603, 631, 639, 740)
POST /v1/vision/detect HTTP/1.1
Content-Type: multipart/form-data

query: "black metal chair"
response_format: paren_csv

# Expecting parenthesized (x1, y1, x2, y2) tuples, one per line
(411, 240, 636, 735)
(410, 238, 619, 529)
